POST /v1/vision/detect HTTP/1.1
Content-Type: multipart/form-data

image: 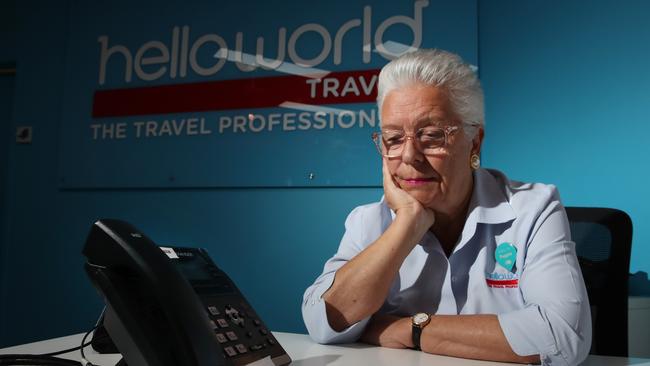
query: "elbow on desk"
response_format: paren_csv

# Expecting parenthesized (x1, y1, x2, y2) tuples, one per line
(303, 315, 347, 345)
(302, 309, 352, 345)
(302, 297, 336, 345)
(302, 300, 368, 345)
(554, 305, 592, 366)
(538, 337, 590, 366)
(304, 323, 367, 345)
(499, 302, 591, 366)
(538, 306, 592, 366)
(306, 326, 337, 345)
(552, 330, 591, 366)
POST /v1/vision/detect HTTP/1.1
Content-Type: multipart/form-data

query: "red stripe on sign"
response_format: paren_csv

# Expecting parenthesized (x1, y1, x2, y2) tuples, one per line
(486, 279, 519, 286)
(92, 68, 380, 118)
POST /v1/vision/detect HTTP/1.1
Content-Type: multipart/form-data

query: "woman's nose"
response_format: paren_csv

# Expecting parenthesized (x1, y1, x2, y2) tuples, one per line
(400, 137, 424, 164)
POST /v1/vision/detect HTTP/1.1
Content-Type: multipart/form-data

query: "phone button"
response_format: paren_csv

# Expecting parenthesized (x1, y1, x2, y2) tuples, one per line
(235, 344, 248, 354)
(224, 346, 237, 357)
(225, 331, 238, 341)
(216, 318, 229, 328)
(215, 333, 227, 344)
(207, 306, 220, 315)
(250, 344, 264, 352)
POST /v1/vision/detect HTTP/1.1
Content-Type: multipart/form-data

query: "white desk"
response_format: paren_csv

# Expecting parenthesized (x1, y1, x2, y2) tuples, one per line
(2, 332, 650, 366)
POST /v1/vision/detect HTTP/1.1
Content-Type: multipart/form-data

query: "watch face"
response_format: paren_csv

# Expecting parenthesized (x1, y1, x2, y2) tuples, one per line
(413, 313, 429, 325)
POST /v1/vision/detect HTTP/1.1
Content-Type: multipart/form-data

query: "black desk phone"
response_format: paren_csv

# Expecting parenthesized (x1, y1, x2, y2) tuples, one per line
(82, 219, 291, 366)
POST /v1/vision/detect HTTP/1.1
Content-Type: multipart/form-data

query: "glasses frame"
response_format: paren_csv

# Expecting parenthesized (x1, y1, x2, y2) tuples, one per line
(371, 125, 461, 158)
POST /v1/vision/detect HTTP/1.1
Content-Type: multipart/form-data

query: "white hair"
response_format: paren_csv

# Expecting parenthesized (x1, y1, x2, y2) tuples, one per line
(377, 49, 484, 132)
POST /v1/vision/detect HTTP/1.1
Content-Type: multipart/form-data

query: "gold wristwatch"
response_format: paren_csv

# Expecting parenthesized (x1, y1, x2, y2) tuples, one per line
(411, 312, 431, 351)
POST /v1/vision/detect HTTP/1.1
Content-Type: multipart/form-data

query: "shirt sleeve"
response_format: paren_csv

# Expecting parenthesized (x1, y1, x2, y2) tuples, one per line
(301, 205, 379, 344)
(498, 195, 592, 365)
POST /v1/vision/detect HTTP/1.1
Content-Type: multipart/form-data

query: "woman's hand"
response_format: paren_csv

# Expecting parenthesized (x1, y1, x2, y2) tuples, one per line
(382, 158, 435, 231)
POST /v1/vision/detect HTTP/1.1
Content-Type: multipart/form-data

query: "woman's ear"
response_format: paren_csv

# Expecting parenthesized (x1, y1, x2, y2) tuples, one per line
(471, 127, 484, 156)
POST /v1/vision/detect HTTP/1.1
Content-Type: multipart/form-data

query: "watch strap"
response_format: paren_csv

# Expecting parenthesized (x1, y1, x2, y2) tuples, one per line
(412, 325, 423, 351)
(411, 313, 431, 351)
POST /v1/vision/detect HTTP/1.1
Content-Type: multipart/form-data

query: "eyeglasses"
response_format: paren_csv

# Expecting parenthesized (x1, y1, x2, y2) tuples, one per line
(371, 126, 460, 158)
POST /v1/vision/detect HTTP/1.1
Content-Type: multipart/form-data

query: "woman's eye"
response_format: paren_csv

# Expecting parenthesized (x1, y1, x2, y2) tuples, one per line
(383, 134, 404, 144)
(419, 130, 444, 141)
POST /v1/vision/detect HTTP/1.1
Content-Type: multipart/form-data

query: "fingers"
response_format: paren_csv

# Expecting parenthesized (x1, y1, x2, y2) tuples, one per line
(382, 158, 397, 210)
(382, 157, 409, 211)
(382, 157, 399, 190)
(382, 158, 390, 188)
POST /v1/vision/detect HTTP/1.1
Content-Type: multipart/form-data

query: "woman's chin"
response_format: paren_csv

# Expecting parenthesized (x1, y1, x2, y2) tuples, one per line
(404, 190, 440, 209)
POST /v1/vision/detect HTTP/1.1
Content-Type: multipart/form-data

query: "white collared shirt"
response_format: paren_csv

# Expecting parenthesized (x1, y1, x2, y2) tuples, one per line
(302, 168, 591, 366)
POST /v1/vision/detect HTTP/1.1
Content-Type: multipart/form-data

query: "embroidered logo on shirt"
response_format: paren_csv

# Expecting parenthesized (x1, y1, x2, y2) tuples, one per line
(485, 271, 519, 288)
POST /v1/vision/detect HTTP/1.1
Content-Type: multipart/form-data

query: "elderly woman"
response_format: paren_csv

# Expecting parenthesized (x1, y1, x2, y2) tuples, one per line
(302, 49, 591, 365)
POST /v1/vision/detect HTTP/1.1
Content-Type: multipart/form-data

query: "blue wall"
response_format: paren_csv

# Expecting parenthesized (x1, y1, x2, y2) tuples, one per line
(0, 1, 387, 346)
(0, 0, 16, 63)
(1, 0, 650, 348)
(0, 76, 14, 347)
(479, 0, 650, 275)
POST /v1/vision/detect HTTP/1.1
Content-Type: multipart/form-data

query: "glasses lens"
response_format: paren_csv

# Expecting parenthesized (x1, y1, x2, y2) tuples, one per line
(418, 128, 446, 151)
(373, 127, 450, 157)
(381, 131, 404, 151)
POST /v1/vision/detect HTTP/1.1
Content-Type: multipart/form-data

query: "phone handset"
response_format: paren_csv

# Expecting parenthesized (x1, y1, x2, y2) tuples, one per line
(83, 219, 226, 366)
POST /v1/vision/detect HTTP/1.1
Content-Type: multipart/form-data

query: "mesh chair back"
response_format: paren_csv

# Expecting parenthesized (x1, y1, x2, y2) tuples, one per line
(566, 207, 632, 357)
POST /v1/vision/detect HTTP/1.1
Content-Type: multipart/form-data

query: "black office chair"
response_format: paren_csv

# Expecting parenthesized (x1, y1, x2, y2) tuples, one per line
(565, 207, 632, 357)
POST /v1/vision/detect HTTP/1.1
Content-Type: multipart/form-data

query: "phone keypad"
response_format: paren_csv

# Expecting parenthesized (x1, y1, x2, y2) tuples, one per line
(205, 303, 281, 360)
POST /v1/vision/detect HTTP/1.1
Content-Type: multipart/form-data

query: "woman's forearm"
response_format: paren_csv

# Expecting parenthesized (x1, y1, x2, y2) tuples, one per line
(361, 314, 540, 364)
(323, 208, 431, 331)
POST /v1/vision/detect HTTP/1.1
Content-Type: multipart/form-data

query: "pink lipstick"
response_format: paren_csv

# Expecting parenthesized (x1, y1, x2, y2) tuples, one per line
(400, 177, 435, 186)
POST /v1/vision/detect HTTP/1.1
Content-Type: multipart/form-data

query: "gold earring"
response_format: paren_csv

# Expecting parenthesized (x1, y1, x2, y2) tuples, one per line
(470, 154, 480, 170)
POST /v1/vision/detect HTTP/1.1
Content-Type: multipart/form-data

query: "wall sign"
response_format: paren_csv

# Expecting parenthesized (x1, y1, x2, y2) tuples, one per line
(58, 0, 477, 188)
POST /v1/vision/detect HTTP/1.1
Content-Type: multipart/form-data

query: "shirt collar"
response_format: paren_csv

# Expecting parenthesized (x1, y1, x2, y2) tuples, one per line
(466, 168, 516, 225)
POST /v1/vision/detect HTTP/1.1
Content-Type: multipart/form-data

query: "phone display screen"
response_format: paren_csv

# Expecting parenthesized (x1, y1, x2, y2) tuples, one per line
(174, 255, 213, 281)
(168, 248, 235, 294)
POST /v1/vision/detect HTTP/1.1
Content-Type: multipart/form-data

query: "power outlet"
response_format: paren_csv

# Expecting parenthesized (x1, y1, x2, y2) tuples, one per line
(16, 126, 32, 144)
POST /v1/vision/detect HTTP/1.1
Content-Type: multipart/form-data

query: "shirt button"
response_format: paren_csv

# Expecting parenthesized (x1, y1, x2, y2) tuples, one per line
(451, 276, 457, 282)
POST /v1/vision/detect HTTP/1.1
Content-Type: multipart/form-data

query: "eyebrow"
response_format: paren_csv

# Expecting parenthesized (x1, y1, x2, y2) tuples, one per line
(414, 117, 446, 127)
(381, 118, 446, 130)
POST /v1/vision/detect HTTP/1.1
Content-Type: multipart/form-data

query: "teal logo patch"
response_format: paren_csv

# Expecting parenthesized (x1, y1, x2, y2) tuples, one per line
(495, 242, 517, 272)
